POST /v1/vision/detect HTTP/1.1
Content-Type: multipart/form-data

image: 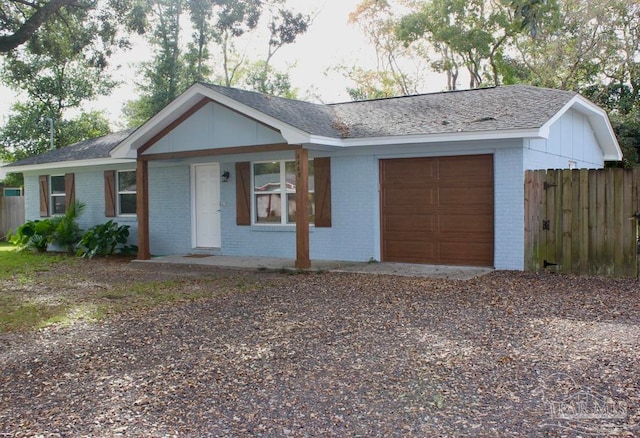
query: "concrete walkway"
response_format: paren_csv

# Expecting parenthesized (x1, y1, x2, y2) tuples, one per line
(134, 254, 493, 280)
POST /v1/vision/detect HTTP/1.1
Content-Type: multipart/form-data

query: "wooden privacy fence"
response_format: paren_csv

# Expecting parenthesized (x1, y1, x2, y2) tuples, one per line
(0, 196, 25, 240)
(525, 168, 640, 278)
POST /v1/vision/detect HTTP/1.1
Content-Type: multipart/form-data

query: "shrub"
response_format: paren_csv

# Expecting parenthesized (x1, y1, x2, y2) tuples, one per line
(49, 201, 86, 254)
(8, 220, 55, 252)
(10, 201, 86, 254)
(76, 220, 136, 258)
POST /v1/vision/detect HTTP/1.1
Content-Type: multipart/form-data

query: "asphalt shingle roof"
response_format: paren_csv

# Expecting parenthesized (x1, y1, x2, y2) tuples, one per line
(7, 84, 579, 167)
(330, 85, 577, 138)
(201, 83, 342, 137)
(5, 129, 135, 167)
(204, 83, 577, 138)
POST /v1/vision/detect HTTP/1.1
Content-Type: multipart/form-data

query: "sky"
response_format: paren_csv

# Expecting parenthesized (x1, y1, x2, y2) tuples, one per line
(0, 0, 443, 128)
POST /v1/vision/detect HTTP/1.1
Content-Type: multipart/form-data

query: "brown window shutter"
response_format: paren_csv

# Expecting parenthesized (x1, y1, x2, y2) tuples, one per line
(64, 173, 75, 210)
(104, 170, 116, 217)
(314, 157, 332, 227)
(39, 175, 49, 217)
(236, 162, 251, 225)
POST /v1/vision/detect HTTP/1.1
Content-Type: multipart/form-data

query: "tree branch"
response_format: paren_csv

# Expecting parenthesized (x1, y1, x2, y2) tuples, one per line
(0, 0, 86, 53)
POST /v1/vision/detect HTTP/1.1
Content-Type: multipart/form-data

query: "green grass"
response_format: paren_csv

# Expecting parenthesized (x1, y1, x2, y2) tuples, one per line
(0, 244, 256, 333)
(0, 295, 71, 332)
(0, 242, 73, 281)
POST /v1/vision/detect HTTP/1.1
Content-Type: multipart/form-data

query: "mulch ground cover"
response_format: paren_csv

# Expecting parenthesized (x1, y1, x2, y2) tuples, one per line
(1, 260, 638, 436)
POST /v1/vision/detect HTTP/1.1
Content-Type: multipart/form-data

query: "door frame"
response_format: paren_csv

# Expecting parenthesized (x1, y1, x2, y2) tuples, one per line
(191, 162, 222, 249)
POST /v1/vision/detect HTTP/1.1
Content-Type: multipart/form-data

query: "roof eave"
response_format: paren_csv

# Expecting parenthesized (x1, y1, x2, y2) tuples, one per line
(306, 129, 544, 148)
(4, 157, 135, 173)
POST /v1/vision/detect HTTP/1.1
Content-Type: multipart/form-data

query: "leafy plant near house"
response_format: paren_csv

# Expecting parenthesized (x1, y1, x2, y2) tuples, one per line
(49, 201, 86, 254)
(76, 220, 137, 258)
(8, 220, 55, 252)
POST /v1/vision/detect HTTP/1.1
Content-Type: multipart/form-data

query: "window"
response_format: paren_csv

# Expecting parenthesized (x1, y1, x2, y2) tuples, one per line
(117, 170, 137, 215)
(253, 160, 314, 225)
(50, 175, 66, 215)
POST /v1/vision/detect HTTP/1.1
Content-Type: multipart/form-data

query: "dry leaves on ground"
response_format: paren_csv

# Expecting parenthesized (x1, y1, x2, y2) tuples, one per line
(0, 259, 638, 436)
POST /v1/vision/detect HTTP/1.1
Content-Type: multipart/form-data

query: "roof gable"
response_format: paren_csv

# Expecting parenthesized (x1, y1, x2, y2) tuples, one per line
(142, 100, 286, 156)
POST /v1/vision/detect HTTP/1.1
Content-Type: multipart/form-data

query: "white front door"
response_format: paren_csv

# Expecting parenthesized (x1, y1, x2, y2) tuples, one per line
(193, 163, 221, 248)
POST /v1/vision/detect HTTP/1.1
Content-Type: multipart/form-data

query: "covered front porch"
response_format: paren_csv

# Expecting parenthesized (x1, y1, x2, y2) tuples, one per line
(134, 144, 317, 269)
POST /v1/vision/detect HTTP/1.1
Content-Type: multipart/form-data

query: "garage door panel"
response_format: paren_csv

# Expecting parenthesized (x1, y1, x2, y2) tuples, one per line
(384, 214, 435, 232)
(384, 240, 436, 261)
(439, 242, 494, 265)
(438, 155, 494, 182)
(383, 188, 436, 208)
(383, 160, 438, 182)
(438, 214, 493, 234)
(380, 155, 494, 267)
(439, 187, 493, 207)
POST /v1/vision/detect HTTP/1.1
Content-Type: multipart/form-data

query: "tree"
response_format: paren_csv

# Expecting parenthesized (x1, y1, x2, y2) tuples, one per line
(510, 0, 612, 90)
(124, 0, 185, 126)
(397, 0, 520, 89)
(213, 1, 310, 93)
(2, 15, 117, 119)
(124, 0, 311, 126)
(242, 60, 297, 98)
(0, 0, 147, 54)
(345, 0, 423, 98)
(337, 66, 410, 100)
(0, 1, 119, 182)
(0, 0, 88, 53)
(0, 102, 110, 185)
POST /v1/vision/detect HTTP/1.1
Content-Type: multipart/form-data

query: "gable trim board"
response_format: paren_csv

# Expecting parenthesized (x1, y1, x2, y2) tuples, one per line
(8, 84, 622, 270)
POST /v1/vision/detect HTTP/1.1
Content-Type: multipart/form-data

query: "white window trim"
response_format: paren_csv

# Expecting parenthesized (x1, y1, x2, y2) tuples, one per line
(117, 170, 137, 217)
(251, 160, 314, 226)
(50, 174, 66, 216)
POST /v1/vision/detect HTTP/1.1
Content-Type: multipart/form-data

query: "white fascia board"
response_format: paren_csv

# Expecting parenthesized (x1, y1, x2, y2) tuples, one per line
(540, 95, 623, 161)
(306, 128, 543, 148)
(6, 158, 135, 173)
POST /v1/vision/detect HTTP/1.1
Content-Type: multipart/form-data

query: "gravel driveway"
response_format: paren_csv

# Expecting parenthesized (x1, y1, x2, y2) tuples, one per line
(1, 261, 638, 436)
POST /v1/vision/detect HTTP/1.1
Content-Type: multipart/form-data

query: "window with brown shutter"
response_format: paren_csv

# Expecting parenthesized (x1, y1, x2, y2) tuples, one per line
(236, 162, 251, 225)
(104, 170, 116, 217)
(314, 157, 331, 227)
(39, 175, 49, 217)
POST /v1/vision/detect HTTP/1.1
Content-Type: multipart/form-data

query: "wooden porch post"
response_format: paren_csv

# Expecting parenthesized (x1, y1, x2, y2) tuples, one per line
(136, 158, 151, 260)
(295, 148, 311, 269)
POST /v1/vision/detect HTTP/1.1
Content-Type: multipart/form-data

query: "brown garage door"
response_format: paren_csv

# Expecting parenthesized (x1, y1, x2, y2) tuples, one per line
(380, 155, 494, 266)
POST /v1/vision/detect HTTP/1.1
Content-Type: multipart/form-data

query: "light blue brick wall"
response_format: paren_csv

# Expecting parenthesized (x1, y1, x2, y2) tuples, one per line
(217, 155, 378, 262)
(493, 148, 525, 270)
(310, 155, 378, 261)
(148, 164, 192, 256)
